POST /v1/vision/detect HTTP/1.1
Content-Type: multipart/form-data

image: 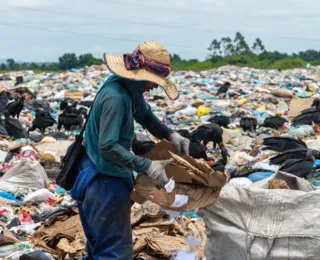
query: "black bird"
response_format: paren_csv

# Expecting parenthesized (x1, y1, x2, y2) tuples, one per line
(71, 101, 79, 114)
(57, 112, 83, 132)
(262, 137, 320, 178)
(262, 116, 287, 129)
(0, 91, 9, 114)
(7, 96, 25, 119)
(208, 115, 230, 128)
(77, 107, 88, 119)
(177, 129, 208, 160)
(240, 117, 257, 132)
(210, 159, 227, 172)
(278, 151, 315, 178)
(33, 100, 51, 113)
(216, 82, 231, 96)
(292, 110, 320, 126)
(15, 76, 24, 86)
(3, 111, 28, 139)
(79, 101, 93, 108)
(0, 119, 7, 136)
(270, 148, 311, 165)
(262, 136, 307, 152)
(46, 131, 69, 140)
(28, 109, 56, 134)
(292, 98, 320, 126)
(60, 100, 69, 111)
(132, 133, 156, 156)
(191, 123, 223, 148)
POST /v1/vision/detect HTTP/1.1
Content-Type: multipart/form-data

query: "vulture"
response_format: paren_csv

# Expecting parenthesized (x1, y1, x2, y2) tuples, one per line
(240, 117, 258, 132)
(7, 96, 25, 119)
(208, 115, 230, 128)
(132, 134, 156, 156)
(191, 123, 223, 148)
(216, 82, 231, 96)
(3, 111, 28, 139)
(28, 109, 56, 133)
(292, 98, 320, 126)
(262, 116, 288, 129)
(177, 129, 208, 160)
(262, 137, 320, 178)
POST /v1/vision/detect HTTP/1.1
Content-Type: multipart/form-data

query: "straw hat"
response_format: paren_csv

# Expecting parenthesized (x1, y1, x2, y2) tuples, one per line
(104, 40, 179, 100)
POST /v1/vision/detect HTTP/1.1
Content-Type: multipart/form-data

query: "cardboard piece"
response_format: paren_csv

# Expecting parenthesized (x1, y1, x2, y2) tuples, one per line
(0, 221, 20, 245)
(288, 98, 313, 119)
(132, 140, 226, 211)
(132, 175, 221, 212)
(146, 235, 191, 258)
(65, 91, 84, 100)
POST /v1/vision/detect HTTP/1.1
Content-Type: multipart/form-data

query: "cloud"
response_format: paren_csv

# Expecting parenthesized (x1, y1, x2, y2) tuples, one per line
(8, 0, 56, 7)
(89, 44, 104, 54)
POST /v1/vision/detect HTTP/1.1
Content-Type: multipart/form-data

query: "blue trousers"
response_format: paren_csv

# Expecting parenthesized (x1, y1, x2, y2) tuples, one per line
(71, 156, 134, 260)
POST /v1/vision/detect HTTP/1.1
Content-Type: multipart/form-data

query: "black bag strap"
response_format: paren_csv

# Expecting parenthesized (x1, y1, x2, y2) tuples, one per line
(78, 88, 102, 138)
(77, 80, 135, 138)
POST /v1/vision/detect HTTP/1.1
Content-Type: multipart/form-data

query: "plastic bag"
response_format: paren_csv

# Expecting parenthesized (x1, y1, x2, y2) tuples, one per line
(248, 171, 274, 183)
(23, 188, 55, 203)
(227, 178, 252, 187)
(287, 125, 314, 137)
(196, 106, 211, 117)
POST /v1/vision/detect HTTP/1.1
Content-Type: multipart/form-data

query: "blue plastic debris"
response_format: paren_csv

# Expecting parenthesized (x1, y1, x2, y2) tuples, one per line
(248, 171, 274, 183)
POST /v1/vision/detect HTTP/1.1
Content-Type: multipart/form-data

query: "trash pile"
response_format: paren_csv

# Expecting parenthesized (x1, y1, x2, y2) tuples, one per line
(0, 64, 319, 258)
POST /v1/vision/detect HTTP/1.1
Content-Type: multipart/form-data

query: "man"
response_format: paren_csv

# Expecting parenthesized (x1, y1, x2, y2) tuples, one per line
(71, 41, 190, 259)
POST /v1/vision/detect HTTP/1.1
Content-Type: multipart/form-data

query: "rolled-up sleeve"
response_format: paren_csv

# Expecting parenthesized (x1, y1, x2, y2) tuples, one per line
(98, 95, 151, 173)
(134, 95, 173, 140)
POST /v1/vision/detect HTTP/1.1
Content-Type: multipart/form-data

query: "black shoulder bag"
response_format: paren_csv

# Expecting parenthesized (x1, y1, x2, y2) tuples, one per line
(56, 95, 98, 191)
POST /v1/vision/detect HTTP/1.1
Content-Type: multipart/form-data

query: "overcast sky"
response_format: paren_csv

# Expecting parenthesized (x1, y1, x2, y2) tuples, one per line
(1, 0, 320, 62)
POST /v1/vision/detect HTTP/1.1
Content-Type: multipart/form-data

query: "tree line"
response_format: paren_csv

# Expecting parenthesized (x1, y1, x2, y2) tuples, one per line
(2, 33, 320, 72)
(0, 53, 104, 71)
(171, 32, 320, 71)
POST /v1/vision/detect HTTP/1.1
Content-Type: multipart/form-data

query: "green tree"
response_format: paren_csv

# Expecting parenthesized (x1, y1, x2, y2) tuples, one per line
(87, 58, 104, 66)
(58, 53, 79, 70)
(0, 64, 6, 70)
(207, 39, 222, 58)
(220, 37, 235, 56)
(170, 54, 182, 63)
(40, 64, 47, 70)
(6, 59, 15, 70)
(79, 53, 94, 67)
(233, 32, 250, 55)
(29, 63, 39, 69)
(252, 38, 265, 55)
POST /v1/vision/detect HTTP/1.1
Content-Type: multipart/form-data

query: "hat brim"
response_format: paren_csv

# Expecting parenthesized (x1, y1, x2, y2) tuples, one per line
(104, 53, 179, 100)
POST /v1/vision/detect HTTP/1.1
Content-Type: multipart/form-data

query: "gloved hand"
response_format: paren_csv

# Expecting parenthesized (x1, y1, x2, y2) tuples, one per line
(168, 132, 190, 156)
(146, 159, 174, 189)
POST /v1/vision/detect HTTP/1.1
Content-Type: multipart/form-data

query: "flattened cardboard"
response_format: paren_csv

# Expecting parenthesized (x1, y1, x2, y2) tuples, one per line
(132, 140, 226, 211)
(132, 175, 221, 211)
(288, 98, 313, 119)
(146, 235, 191, 258)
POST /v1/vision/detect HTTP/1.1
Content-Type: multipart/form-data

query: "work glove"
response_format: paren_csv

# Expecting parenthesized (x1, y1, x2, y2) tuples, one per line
(168, 132, 190, 156)
(146, 159, 173, 189)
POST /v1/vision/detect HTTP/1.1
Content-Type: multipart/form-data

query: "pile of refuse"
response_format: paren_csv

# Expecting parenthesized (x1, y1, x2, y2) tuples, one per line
(0, 64, 319, 259)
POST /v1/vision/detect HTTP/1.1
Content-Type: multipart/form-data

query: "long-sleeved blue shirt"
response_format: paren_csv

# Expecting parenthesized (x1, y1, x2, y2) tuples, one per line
(84, 75, 173, 178)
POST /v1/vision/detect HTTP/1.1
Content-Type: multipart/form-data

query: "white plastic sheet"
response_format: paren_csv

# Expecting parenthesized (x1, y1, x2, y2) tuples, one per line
(0, 159, 49, 193)
(199, 172, 320, 260)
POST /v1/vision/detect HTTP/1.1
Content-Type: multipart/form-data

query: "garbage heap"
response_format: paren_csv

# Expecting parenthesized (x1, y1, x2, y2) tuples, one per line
(0, 64, 318, 259)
